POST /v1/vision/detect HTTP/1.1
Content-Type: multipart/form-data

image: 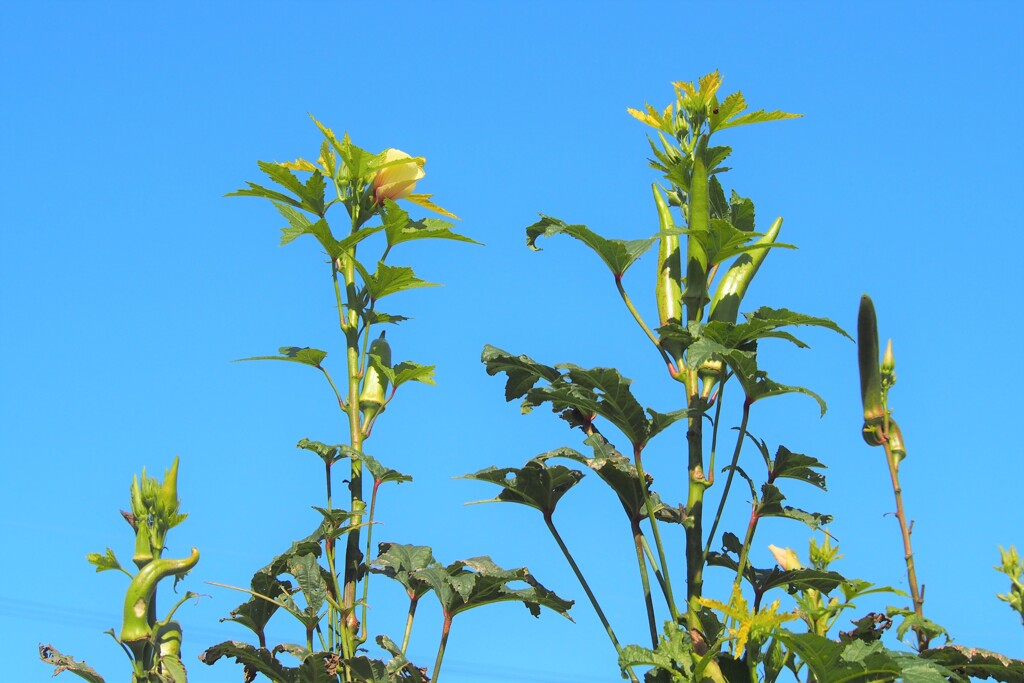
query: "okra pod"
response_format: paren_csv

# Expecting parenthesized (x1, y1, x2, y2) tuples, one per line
(682, 135, 711, 320)
(359, 332, 392, 425)
(708, 217, 783, 324)
(857, 295, 886, 445)
(653, 185, 683, 361)
(121, 548, 200, 644)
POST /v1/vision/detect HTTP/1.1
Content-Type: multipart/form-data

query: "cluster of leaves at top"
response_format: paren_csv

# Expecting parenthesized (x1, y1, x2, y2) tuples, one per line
(470, 72, 1024, 683)
(195, 119, 574, 683)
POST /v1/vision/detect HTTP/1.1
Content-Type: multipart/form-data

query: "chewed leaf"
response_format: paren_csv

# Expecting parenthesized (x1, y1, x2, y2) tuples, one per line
(459, 457, 584, 514)
(481, 345, 560, 402)
(39, 645, 106, 683)
(413, 555, 573, 621)
(236, 346, 328, 369)
(525, 215, 655, 277)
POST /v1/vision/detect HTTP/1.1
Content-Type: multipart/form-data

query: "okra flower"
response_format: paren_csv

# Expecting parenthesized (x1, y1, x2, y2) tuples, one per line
(768, 544, 803, 571)
(372, 149, 425, 204)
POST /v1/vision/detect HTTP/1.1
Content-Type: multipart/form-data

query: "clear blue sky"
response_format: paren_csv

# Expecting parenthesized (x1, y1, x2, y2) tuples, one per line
(2, 2, 1022, 682)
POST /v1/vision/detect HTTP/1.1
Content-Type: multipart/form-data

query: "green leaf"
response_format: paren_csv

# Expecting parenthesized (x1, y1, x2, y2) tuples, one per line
(460, 456, 585, 514)
(236, 346, 328, 369)
(715, 107, 802, 132)
(757, 484, 833, 531)
(288, 552, 328, 615)
(525, 215, 655, 277)
(840, 579, 907, 602)
(296, 438, 356, 466)
(199, 641, 297, 683)
(228, 181, 304, 209)
(220, 570, 292, 646)
(769, 446, 828, 491)
(922, 646, 1024, 683)
(887, 606, 951, 645)
(255, 161, 326, 215)
(357, 452, 412, 486)
(481, 345, 561, 402)
(39, 645, 107, 683)
(86, 547, 124, 574)
(380, 201, 479, 248)
(413, 556, 574, 621)
(363, 263, 438, 301)
(392, 361, 436, 388)
(370, 543, 437, 600)
(779, 632, 900, 683)
(295, 652, 336, 683)
(377, 634, 429, 682)
(739, 307, 852, 343)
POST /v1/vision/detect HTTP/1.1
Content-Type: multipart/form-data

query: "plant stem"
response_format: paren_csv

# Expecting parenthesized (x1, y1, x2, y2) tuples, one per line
(432, 615, 452, 683)
(634, 446, 679, 622)
(639, 534, 670, 602)
(359, 480, 382, 642)
(883, 431, 927, 650)
(683, 368, 710, 629)
(631, 518, 659, 648)
(401, 596, 419, 653)
(615, 275, 676, 372)
(733, 507, 759, 591)
(703, 399, 751, 563)
(544, 513, 638, 682)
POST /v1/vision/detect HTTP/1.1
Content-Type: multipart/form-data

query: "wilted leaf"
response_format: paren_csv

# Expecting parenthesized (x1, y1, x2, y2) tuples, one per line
(39, 645, 106, 683)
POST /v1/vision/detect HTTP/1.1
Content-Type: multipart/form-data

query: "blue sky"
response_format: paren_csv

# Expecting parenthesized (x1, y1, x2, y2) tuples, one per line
(2, 2, 1022, 681)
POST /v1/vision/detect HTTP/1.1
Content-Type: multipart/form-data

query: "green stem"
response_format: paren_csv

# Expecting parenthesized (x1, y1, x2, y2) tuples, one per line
(432, 615, 452, 683)
(639, 534, 670, 603)
(703, 399, 751, 563)
(631, 518, 659, 648)
(634, 445, 679, 621)
(883, 427, 927, 650)
(683, 372, 710, 629)
(359, 480, 381, 642)
(733, 507, 759, 591)
(544, 512, 636, 682)
(401, 596, 419, 654)
(615, 275, 676, 372)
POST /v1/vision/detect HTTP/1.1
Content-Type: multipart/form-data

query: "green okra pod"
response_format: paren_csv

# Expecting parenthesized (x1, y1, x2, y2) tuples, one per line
(708, 217, 783, 324)
(682, 135, 711, 321)
(653, 185, 683, 361)
(359, 331, 392, 427)
(857, 294, 886, 445)
(121, 548, 200, 644)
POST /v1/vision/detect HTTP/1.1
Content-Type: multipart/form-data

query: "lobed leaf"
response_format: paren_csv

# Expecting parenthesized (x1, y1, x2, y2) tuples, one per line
(525, 215, 655, 278)
(460, 457, 584, 514)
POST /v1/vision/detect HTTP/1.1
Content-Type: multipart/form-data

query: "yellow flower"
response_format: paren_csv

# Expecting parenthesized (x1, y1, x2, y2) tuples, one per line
(372, 149, 425, 204)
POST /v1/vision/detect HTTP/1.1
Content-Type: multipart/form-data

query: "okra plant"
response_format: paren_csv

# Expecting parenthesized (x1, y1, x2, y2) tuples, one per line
(40, 457, 199, 683)
(197, 119, 572, 682)
(469, 73, 1024, 682)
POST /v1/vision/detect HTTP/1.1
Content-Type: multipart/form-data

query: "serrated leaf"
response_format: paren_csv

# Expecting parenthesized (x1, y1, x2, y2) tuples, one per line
(296, 438, 356, 466)
(236, 346, 328, 369)
(256, 161, 325, 215)
(460, 456, 584, 514)
(525, 215, 655, 277)
(740, 307, 852, 342)
(365, 311, 410, 326)
(39, 645, 106, 683)
(199, 640, 297, 683)
(779, 632, 901, 683)
(922, 646, 1024, 683)
(371, 543, 437, 600)
(228, 181, 304, 209)
(357, 452, 412, 486)
(716, 109, 802, 132)
(381, 201, 473, 246)
(220, 571, 293, 645)
(86, 547, 124, 573)
(770, 446, 828, 491)
(404, 193, 458, 219)
(841, 579, 907, 602)
(413, 556, 573, 621)
(758, 484, 833, 531)
(481, 345, 561, 402)
(287, 552, 328, 616)
(363, 263, 438, 301)
(392, 361, 436, 388)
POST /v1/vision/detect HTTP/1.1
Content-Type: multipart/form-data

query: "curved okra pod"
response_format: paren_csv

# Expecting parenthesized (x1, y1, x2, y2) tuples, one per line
(121, 548, 200, 644)
(708, 217, 783, 324)
(682, 134, 711, 321)
(653, 184, 683, 364)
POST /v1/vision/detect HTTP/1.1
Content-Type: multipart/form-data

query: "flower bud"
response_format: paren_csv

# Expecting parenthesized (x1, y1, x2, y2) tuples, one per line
(372, 149, 424, 204)
(881, 338, 896, 390)
(768, 544, 803, 571)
